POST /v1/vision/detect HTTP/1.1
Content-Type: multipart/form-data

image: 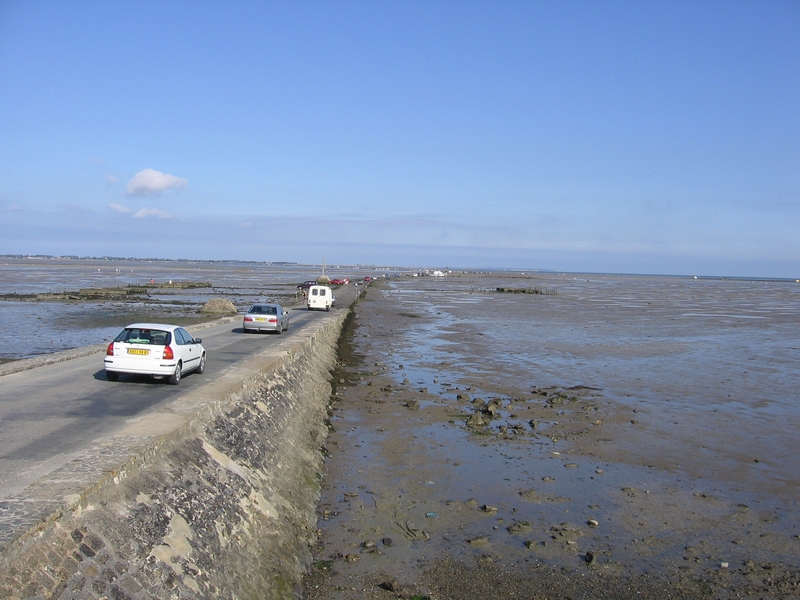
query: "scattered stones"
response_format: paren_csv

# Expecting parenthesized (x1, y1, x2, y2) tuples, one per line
(466, 414, 486, 428)
(480, 504, 498, 514)
(519, 488, 543, 501)
(380, 578, 401, 592)
(381, 537, 393, 547)
(360, 540, 381, 554)
(405, 400, 420, 410)
(507, 521, 532, 535)
(549, 523, 582, 542)
(587, 519, 599, 528)
(467, 535, 490, 545)
(482, 398, 503, 416)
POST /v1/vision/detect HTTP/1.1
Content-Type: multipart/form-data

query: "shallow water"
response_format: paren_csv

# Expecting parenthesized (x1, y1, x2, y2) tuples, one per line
(0, 257, 361, 359)
(377, 273, 800, 510)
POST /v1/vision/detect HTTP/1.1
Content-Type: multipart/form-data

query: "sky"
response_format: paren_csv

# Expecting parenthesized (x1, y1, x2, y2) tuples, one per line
(1, 1, 798, 277)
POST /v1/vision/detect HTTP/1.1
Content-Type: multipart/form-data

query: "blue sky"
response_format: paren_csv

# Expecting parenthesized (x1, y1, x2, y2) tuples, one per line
(1, 1, 798, 276)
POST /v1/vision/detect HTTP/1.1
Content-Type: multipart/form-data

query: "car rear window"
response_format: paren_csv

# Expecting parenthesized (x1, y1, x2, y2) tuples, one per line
(249, 305, 277, 314)
(115, 328, 170, 345)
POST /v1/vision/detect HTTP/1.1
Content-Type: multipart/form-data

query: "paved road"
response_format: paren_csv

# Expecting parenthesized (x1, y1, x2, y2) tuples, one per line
(0, 283, 361, 505)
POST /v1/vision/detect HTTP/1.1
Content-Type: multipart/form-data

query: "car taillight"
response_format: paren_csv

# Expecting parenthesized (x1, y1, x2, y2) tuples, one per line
(244, 316, 253, 322)
(268, 317, 277, 323)
(106, 342, 115, 356)
(163, 345, 174, 360)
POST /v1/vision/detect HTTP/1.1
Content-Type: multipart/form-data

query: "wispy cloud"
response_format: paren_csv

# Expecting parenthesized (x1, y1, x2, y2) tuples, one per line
(108, 202, 133, 214)
(126, 168, 188, 196)
(106, 174, 118, 185)
(133, 207, 172, 219)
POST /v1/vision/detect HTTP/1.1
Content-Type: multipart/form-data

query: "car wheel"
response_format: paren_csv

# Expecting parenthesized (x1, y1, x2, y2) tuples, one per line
(106, 371, 119, 382)
(169, 362, 182, 385)
(276, 325, 282, 334)
(196, 353, 206, 374)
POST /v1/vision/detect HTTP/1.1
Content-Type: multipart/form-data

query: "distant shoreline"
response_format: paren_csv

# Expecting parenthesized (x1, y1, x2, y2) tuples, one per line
(2, 254, 797, 283)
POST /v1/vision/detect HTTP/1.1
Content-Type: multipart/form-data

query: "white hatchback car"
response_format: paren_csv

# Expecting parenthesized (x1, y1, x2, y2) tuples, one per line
(104, 323, 206, 385)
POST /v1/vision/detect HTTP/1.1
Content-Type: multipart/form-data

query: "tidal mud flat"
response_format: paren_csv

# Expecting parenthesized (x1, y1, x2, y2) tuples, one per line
(304, 274, 800, 599)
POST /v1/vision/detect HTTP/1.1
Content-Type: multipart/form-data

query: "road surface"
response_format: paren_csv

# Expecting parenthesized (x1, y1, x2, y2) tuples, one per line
(0, 282, 361, 516)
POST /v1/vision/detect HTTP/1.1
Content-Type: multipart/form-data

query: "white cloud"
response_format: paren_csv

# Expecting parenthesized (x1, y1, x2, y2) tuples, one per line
(108, 202, 133, 214)
(133, 207, 172, 219)
(126, 168, 188, 196)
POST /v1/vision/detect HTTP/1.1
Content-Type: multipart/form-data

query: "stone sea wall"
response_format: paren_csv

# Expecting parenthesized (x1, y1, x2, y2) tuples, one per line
(0, 312, 347, 600)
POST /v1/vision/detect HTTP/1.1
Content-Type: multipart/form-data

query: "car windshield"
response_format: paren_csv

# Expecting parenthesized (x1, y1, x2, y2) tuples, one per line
(114, 328, 169, 345)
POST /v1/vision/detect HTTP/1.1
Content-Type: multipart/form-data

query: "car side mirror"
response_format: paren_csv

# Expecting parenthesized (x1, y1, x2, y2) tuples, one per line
(194, 338, 202, 344)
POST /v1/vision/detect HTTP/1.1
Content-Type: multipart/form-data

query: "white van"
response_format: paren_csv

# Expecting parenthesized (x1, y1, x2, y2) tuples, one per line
(307, 285, 333, 311)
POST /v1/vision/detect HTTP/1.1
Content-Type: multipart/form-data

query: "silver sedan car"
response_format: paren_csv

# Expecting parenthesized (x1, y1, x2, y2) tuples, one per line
(242, 303, 289, 334)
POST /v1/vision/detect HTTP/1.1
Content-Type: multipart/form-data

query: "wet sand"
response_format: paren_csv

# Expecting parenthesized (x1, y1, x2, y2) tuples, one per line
(303, 278, 800, 599)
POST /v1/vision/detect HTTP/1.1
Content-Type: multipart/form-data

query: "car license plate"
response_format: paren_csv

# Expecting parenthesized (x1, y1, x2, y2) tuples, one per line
(255, 317, 266, 321)
(127, 348, 150, 356)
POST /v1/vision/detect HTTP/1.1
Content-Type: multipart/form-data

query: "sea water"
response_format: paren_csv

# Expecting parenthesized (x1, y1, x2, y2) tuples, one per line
(0, 257, 354, 360)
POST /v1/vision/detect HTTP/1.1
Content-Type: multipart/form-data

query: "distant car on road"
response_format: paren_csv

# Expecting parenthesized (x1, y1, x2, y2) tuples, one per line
(363, 276, 372, 282)
(242, 303, 289, 334)
(297, 280, 317, 289)
(104, 323, 206, 385)
(307, 285, 334, 311)
(329, 278, 347, 285)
